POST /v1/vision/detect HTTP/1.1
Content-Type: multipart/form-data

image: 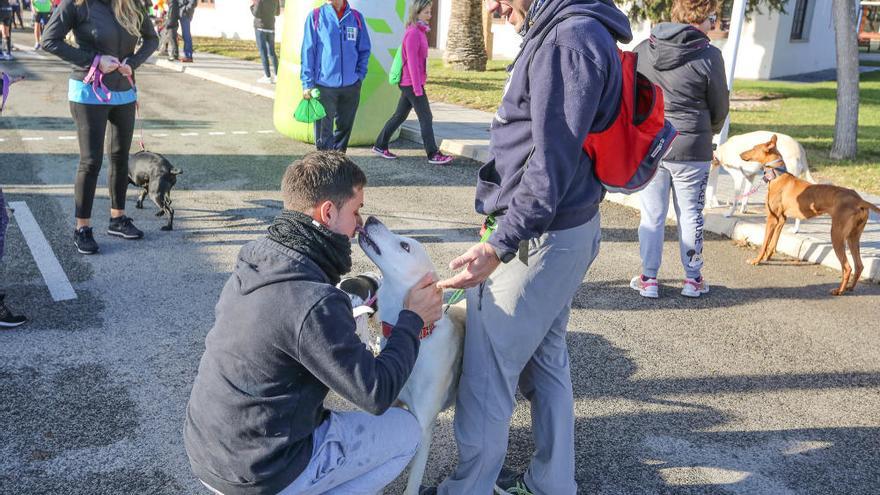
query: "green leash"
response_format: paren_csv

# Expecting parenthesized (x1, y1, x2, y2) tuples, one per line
(445, 215, 497, 309)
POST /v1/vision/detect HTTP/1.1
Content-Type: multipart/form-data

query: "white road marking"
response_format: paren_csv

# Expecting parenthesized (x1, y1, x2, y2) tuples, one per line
(22, 137, 44, 141)
(180, 132, 199, 136)
(8, 202, 77, 302)
(232, 131, 248, 135)
(58, 136, 76, 140)
(151, 133, 169, 137)
(208, 131, 226, 136)
(257, 130, 274, 134)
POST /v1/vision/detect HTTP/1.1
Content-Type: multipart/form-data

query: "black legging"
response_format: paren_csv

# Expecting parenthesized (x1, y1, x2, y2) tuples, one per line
(69, 101, 136, 219)
(375, 85, 438, 157)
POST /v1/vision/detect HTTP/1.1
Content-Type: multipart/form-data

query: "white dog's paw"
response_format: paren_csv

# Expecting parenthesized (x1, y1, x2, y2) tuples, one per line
(706, 198, 722, 209)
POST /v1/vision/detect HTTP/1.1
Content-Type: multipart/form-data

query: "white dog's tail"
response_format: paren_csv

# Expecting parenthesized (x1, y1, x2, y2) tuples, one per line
(796, 142, 817, 184)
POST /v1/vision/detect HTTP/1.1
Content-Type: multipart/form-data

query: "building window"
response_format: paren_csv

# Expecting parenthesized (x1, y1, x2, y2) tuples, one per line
(790, 0, 811, 41)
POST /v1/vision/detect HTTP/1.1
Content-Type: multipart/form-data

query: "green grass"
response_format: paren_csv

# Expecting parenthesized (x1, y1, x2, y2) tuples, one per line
(193, 35, 880, 194)
(193, 36, 281, 63)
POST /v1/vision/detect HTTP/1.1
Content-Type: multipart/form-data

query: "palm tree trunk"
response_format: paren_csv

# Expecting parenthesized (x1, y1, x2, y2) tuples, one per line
(830, 0, 859, 160)
(444, 0, 487, 71)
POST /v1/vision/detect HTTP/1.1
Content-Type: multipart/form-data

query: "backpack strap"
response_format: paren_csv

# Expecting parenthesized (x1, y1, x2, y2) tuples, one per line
(350, 8, 363, 30)
(313, 7, 319, 30)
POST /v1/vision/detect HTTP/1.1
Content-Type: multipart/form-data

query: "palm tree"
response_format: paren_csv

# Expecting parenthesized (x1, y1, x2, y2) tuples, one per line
(830, 0, 859, 160)
(444, 0, 487, 71)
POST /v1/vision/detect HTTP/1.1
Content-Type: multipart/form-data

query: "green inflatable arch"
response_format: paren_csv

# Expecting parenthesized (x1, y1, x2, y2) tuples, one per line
(274, 0, 409, 146)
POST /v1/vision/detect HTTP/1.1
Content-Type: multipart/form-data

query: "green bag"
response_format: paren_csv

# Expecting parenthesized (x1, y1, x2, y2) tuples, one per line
(293, 94, 326, 124)
(388, 45, 403, 85)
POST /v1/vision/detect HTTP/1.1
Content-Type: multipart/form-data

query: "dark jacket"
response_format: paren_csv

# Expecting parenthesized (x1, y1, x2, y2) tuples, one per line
(41, 0, 158, 92)
(633, 23, 729, 162)
(476, 0, 632, 257)
(183, 237, 423, 495)
(251, 0, 279, 31)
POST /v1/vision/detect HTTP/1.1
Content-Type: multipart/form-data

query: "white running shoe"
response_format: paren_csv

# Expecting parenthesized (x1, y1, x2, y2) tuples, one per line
(681, 277, 710, 298)
(257, 75, 272, 84)
(630, 275, 659, 299)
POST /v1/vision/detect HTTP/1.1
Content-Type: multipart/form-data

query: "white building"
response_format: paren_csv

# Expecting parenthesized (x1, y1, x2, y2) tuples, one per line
(189, 0, 835, 81)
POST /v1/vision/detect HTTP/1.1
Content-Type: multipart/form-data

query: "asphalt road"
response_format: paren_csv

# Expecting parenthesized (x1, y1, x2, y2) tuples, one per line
(1, 37, 879, 495)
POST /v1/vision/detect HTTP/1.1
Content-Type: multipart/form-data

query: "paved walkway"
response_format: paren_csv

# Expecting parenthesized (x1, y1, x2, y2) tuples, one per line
(147, 51, 880, 283)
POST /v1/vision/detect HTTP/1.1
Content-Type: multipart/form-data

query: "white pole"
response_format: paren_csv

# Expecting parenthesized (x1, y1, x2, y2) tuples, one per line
(707, 0, 748, 208)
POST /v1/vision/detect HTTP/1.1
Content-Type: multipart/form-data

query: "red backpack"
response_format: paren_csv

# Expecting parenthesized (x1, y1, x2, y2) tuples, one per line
(527, 14, 677, 194)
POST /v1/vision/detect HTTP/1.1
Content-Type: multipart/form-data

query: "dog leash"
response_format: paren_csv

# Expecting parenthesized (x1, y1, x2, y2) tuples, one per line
(0, 72, 25, 114)
(734, 158, 786, 201)
(84, 56, 146, 151)
(444, 214, 497, 312)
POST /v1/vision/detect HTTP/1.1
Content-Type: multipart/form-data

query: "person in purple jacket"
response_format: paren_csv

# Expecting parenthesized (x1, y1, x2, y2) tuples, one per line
(371, 0, 452, 165)
(428, 1, 632, 494)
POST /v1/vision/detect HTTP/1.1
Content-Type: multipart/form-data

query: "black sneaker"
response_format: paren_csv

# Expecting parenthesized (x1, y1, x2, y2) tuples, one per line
(0, 294, 27, 328)
(494, 468, 533, 495)
(108, 216, 144, 240)
(74, 226, 100, 254)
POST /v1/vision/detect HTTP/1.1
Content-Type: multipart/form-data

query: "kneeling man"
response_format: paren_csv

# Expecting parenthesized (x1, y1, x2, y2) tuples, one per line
(184, 151, 442, 495)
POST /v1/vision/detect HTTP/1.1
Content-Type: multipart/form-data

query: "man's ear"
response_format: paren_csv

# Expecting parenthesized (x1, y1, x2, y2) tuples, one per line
(315, 200, 335, 226)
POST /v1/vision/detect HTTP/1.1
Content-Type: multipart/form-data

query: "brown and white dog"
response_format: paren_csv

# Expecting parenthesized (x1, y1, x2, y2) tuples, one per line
(741, 135, 880, 295)
(709, 131, 815, 232)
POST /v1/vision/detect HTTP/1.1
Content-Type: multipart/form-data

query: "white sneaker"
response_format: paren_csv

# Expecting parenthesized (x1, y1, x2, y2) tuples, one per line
(630, 275, 659, 299)
(681, 277, 710, 298)
(271, 74, 276, 84)
(257, 76, 272, 84)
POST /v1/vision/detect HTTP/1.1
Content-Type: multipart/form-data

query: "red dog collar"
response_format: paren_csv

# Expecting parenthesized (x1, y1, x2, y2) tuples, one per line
(382, 321, 435, 340)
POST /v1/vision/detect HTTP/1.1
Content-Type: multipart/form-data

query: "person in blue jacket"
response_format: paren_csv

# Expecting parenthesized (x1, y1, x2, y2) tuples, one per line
(300, 0, 371, 153)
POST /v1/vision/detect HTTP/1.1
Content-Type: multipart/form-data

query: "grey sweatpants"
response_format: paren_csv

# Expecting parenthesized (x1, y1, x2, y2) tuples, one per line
(637, 160, 710, 280)
(202, 408, 420, 495)
(438, 215, 601, 495)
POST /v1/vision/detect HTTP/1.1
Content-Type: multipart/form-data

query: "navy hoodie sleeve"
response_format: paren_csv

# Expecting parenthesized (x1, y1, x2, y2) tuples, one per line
(489, 42, 606, 253)
(296, 292, 422, 415)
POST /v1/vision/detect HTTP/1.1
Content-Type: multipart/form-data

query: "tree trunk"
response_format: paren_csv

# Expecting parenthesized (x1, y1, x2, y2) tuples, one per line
(444, 0, 487, 71)
(830, 0, 859, 160)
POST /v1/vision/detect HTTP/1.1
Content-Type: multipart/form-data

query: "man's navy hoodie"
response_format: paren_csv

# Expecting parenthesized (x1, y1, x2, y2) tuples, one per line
(183, 237, 423, 495)
(477, 0, 632, 257)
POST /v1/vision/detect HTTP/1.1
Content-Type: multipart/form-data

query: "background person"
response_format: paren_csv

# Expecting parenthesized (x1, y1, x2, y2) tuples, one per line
(251, 0, 280, 84)
(372, 0, 453, 166)
(42, 0, 159, 255)
(184, 151, 443, 495)
(629, 0, 729, 299)
(300, 0, 371, 153)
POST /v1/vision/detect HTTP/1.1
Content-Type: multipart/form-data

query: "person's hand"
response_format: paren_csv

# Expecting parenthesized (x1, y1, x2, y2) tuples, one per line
(302, 89, 313, 100)
(403, 273, 443, 326)
(117, 62, 132, 77)
(98, 55, 120, 73)
(437, 242, 501, 290)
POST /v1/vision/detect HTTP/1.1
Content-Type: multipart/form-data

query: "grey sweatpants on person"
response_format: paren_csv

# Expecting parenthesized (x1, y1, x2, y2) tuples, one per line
(201, 408, 420, 495)
(438, 215, 601, 495)
(637, 160, 710, 280)
(314, 82, 362, 153)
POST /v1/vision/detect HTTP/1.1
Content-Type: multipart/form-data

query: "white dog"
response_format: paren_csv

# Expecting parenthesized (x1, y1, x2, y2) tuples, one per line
(357, 216, 466, 495)
(708, 131, 815, 232)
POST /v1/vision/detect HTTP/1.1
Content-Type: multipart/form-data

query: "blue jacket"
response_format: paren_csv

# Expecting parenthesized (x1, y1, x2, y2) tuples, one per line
(476, 0, 632, 257)
(300, 3, 371, 89)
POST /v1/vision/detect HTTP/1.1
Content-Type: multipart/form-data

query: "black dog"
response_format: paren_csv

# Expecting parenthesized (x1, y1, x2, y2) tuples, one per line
(128, 151, 182, 231)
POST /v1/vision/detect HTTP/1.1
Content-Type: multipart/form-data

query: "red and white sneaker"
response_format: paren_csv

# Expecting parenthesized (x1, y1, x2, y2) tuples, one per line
(428, 152, 453, 165)
(371, 146, 398, 160)
(681, 277, 709, 298)
(630, 275, 659, 299)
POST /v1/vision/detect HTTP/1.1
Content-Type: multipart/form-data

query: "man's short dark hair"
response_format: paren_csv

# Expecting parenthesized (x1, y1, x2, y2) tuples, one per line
(281, 151, 367, 211)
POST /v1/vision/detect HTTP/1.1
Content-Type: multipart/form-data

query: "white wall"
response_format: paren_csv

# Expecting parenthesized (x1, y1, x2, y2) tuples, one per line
(189, 0, 289, 43)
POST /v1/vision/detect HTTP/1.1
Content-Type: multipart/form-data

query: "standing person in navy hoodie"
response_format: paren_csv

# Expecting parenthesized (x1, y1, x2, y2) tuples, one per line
(372, 0, 453, 165)
(300, 0, 371, 153)
(428, 1, 632, 494)
(42, 0, 158, 255)
(629, 0, 728, 299)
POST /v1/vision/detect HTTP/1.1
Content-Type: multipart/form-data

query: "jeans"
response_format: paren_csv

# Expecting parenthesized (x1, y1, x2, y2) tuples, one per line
(255, 28, 278, 78)
(69, 102, 136, 219)
(180, 15, 193, 58)
(375, 85, 438, 157)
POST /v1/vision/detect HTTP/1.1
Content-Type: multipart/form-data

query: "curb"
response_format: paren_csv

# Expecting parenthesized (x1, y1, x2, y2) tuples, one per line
(152, 58, 276, 99)
(606, 192, 880, 284)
